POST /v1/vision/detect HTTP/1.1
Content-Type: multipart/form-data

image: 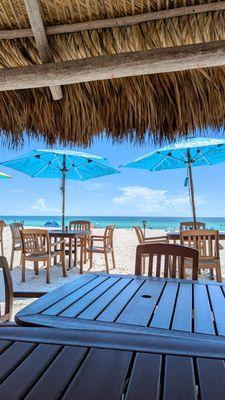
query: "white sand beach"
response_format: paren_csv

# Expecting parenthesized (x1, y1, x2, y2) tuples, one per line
(1, 226, 225, 318)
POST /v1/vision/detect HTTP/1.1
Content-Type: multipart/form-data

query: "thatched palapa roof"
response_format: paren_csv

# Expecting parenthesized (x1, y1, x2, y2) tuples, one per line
(0, 0, 225, 146)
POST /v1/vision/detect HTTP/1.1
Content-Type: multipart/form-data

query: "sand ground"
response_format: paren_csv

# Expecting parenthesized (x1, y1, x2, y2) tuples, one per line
(1, 226, 225, 319)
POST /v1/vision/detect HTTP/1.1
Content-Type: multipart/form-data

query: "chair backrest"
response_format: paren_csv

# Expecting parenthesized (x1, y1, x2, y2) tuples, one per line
(104, 225, 115, 247)
(180, 229, 219, 259)
(133, 226, 144, 243)
(0, 256, 13, 322)
(20, 229, 50, 255)
(10, 223, 23, 245)
(135, 243, 199, 280)
(69, 220, 91, 231)
(180, 221, 206, 231)
(0, 221, 5, 238)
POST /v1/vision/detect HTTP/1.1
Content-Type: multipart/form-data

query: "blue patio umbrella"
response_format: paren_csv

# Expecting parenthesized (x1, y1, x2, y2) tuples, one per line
(1, 149, 119, 229)
(122, 137, 225, 225)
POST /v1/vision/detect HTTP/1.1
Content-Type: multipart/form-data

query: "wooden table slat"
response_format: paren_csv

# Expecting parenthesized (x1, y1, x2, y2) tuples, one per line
(79, 278, 132, 320)
(17, 274, 97, 316)
(62, 348, 132, 400)
(25, 346, 88, 400)
(116, 280, 165, 326)
(197, 358, 225, 400)
(42, 276, 108, 316)
(60, 277, 121, 318)
(208, 285, 225, 336)
(125, 353, 162, 400)
(0, 344, 61, 400)
(97, 278, 144, 322)
(150, 282, 179, 330)
(164, 355, 196, 400)
(172, 283, 192, 332)
(0, 340, 11, 354)
(0, 342, 35, 383)
(194, 284, 215, 335)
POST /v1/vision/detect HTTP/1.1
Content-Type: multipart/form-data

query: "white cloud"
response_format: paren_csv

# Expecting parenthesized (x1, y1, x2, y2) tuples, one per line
(112, 186, 206, 216)
(31, 198, 59, 213)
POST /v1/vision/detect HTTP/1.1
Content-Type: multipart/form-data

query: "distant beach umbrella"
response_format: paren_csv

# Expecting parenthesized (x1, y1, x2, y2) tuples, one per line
(1, 149, 119, 230)
(122, 137, 225, 226)
(0, 171, 10, 179)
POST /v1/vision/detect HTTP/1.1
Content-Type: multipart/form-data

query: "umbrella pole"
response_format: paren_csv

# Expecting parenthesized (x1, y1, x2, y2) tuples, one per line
(188, 163, 197, 228)
(62, 155, 66, 231)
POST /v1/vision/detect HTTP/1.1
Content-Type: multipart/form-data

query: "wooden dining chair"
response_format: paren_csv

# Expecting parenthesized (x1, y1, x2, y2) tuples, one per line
(134, 226, 168, 244)
(20, 229, 67, 284)
(9, 222, 23, 270)
(0, 221, 5, 256)
(0, 256, 13, 322)
(135, 243, 199, 280)
(69, 220, 91, 265)
(85, 225, 116, 273)
(180, 221, 206, 231)
(180, 229, 222, 282)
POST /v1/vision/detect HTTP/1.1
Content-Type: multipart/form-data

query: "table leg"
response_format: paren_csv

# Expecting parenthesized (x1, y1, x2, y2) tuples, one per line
(74, 238, 77, 267)
(68, 237, 72, 269)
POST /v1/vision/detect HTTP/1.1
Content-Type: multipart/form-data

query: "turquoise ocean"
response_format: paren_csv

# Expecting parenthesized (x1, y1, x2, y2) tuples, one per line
(1, 216, 225, 230)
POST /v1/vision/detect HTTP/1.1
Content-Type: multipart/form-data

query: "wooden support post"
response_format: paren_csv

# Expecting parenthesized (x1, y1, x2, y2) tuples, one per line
(24, 0, 63, 100)
(0, 40, 225, 91)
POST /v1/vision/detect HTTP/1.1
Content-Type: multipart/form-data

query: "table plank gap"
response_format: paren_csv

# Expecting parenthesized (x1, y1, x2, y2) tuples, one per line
(78, 278, 133, 320)
(0, 343, 62, 400)
(197, 358, 225, 400)
(172, 283, 193, 332)
(194, 284, 215, 335)
(150, 282, 179, 330)
(42, 276, 109, 316)
(97, 278, 145, 322)
(116, 280, 165, 327)
(125, 352, 162, 400)
(24, 346, 88, 400)
(164, 355, 196, 400)
(207, 285, 225, 336)
(61, 347, 132, 400)
(60, 277, 121, 318)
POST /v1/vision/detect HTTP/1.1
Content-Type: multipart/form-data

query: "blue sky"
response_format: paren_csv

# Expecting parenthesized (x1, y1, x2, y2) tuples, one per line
(0, 131, 224, 217)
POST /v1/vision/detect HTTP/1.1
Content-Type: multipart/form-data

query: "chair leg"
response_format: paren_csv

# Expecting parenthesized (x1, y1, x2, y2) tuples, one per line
(46, 258, 51, 284)
(61, 249, 67, 278)
(21, 255, 25, 282)
(10, 247, 14, 271)
(111, 250, 116, 269)
(216, 266, 222, 283)
(80, 246, 83, 274)
(104, 251, 109, 274)
(1, 240, 4, 256)
(34, 262, 39, 276)
(89, 251, 93, 270)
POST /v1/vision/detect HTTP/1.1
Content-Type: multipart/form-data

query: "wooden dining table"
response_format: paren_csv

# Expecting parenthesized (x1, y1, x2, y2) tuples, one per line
(0, 325, 225, 399)
(16, 273, 225, 337)
(49, 229, 90, 269)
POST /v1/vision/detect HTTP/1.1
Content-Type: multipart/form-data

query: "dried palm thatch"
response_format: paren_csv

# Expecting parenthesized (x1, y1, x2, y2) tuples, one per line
(0, 0, 225, 147)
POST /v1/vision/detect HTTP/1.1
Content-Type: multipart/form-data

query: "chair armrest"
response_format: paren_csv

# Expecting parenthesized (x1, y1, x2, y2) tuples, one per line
(90, 236, 104, 242)
(144, 236, 168, 241)
(51, 239, 65, 248)
(13, 291, 47, 298)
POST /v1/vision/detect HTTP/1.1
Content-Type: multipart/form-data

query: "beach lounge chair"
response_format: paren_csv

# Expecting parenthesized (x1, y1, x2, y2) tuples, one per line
(9, 222, 23, 270)
(180, 229, 222, 282)
(85, 225, 116, 273)
(20, 229, 67, 284)
(135, 242, 199, 280)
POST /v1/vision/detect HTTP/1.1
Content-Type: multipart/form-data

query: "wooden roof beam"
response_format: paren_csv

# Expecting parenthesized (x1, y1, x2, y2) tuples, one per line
(0, 39, 225, 91)
(1, 1, 225, 40)
(24, 0, 63, 100)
